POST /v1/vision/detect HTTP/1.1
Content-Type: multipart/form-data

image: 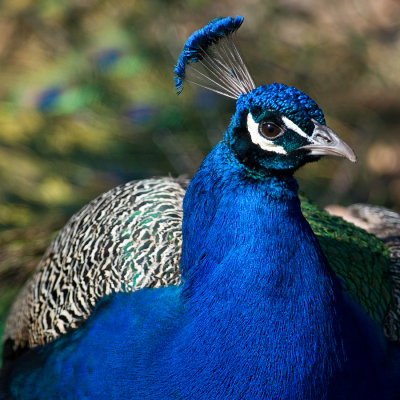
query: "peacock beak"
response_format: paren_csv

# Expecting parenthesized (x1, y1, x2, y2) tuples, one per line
(298, 119, 357, 162)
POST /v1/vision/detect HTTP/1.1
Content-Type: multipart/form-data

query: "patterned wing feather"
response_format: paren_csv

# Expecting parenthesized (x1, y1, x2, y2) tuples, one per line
(3, 178, 187, 355)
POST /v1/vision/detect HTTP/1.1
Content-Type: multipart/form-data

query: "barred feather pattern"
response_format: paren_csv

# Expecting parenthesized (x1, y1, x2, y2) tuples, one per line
(4, 178, 187, 351)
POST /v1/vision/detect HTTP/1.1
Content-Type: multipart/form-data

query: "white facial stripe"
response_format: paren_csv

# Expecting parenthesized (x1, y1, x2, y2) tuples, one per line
(281, 116, 311, 141)
(247, 114, 287, 155)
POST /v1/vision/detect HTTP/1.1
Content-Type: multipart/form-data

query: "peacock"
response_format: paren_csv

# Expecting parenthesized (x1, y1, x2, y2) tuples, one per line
(1, 15, 400, 399)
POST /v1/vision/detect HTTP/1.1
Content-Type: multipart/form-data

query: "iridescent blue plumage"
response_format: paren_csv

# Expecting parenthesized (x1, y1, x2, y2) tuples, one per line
(2, 15, 400, 400)
(235, 83, 326, 132)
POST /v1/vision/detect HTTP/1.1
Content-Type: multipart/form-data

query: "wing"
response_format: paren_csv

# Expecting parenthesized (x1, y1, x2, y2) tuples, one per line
(3, 178, 187, 359)
(302, 197, 393, 332)
(326, 203, 400, 341)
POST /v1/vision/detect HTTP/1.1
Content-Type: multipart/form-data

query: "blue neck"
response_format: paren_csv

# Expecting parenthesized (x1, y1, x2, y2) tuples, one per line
(181, 141, 334, 286)
(176, 141, 387, 398)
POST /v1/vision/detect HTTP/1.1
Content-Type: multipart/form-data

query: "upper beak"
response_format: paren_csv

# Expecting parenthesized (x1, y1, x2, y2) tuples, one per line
(298, 119, 357, 162)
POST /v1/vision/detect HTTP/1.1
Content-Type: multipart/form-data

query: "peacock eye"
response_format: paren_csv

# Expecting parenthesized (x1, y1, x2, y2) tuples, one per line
(259, 122, 284, 139)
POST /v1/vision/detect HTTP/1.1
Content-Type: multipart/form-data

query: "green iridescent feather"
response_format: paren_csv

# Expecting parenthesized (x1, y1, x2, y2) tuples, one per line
(301, 195, 392, 325)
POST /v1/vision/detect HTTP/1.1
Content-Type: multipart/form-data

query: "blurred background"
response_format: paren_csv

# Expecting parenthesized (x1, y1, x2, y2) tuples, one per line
(0, 0, 400, 343)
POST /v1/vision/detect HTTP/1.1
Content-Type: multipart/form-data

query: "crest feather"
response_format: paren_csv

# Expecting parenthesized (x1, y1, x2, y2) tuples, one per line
(174, 16, 256, 98)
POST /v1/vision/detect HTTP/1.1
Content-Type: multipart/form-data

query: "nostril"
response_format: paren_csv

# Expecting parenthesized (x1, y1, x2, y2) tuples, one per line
(315, 132, 333, 144)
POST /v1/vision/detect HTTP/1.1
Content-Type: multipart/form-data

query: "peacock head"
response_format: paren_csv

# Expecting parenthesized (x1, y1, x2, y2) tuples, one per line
(225, 83, 356, 173)
(174, 16, 356, 174)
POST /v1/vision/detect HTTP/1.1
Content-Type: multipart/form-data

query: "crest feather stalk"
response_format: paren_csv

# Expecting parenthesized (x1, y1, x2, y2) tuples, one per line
(174, 16, 256, 98)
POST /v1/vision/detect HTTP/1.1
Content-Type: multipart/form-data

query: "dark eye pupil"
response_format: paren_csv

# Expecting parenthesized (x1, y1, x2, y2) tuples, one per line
(260, 122, 282, 139)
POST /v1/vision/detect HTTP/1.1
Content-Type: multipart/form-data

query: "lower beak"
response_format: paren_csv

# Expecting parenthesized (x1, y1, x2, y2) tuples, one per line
(298, 119, 357, 163)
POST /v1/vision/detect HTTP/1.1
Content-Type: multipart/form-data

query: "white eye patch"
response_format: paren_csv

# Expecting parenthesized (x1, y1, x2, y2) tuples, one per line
(246, 114, 287, 155)
(281, 116, 310, 140)
(246, 113, 315, 155)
